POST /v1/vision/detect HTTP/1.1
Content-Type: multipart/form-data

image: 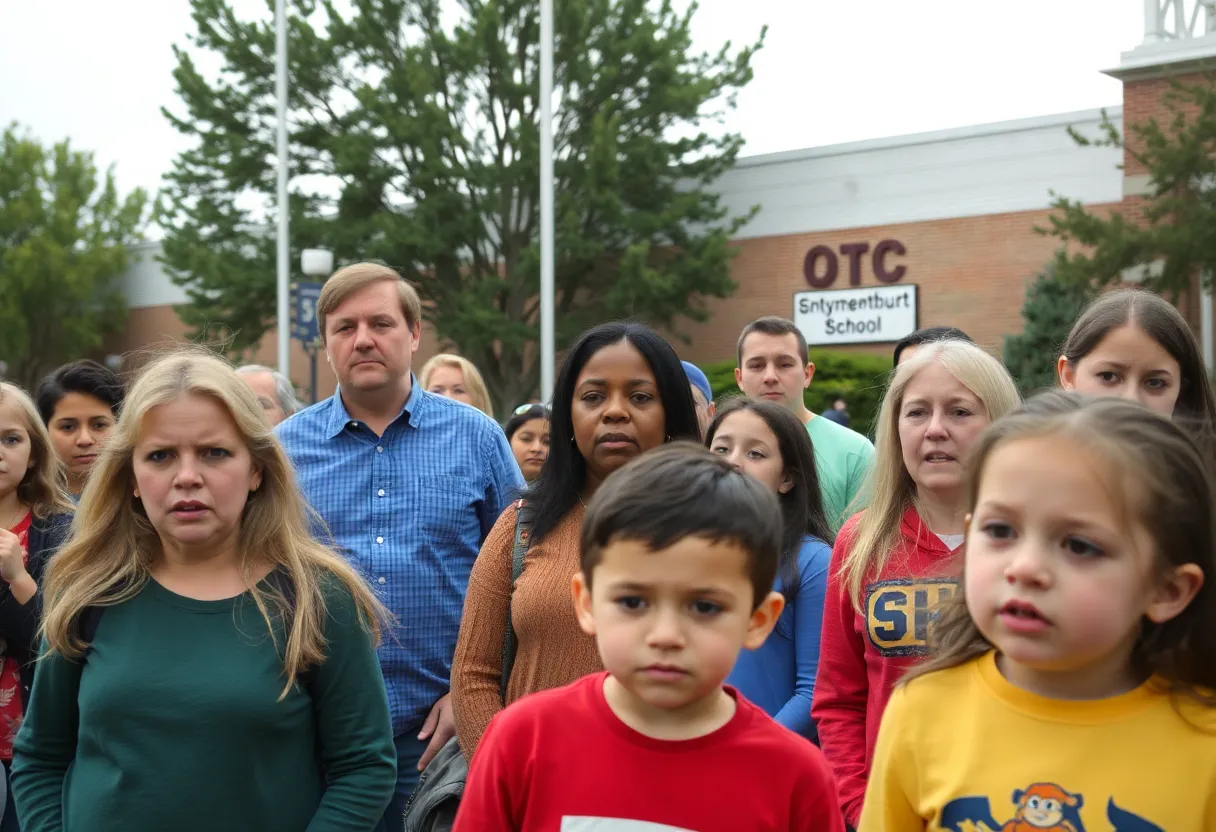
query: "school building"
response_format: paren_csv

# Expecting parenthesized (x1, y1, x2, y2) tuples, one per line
(111, 2, 1216, 395)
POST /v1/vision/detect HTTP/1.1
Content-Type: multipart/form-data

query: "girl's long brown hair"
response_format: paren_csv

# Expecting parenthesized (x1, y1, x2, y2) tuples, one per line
(41, 348, 389, 697)
(1061, 288, 1216, 461)
(906, 391, 1216, 707)
(0, 382, 73, 518)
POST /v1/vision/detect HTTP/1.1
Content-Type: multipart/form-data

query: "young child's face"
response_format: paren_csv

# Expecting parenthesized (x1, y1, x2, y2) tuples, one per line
(964, 434, 1201, 696)
(573, 535, 782, 715)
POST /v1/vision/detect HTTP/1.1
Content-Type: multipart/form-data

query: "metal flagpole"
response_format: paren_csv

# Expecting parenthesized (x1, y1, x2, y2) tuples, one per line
(539, 0, 555, 403)
(275, 0, 291, 377)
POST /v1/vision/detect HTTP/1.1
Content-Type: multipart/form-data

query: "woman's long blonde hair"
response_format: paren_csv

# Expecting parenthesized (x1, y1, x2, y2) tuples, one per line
(838, 341, 1021, 611)
(41, 348, 389, 696)
(0, 382, 73, 518)
(418, 354, 494, 418)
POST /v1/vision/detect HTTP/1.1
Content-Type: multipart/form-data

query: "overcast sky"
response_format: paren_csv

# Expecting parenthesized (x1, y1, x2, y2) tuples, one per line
(1, 0, 1141, 205)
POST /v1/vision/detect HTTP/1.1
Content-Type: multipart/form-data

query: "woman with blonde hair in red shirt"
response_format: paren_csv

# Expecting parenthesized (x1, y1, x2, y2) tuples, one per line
(811, 340, 1019, 829)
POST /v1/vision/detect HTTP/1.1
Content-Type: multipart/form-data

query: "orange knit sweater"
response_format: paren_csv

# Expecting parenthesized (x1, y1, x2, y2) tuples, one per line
(451, 503, 601, 759)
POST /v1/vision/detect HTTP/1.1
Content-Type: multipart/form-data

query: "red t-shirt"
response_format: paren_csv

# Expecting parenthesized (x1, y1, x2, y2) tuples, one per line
(0, 510, 31, 761)
(810, 507, 961, 826)
(455, 672, 844, 832)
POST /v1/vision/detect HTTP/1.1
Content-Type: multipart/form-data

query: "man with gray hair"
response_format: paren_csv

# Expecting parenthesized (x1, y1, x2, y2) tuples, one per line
(236, 364, 302, 426)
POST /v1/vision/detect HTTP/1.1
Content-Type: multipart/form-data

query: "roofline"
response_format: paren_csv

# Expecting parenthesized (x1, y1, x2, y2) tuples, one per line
(733, 106, 1124, 170)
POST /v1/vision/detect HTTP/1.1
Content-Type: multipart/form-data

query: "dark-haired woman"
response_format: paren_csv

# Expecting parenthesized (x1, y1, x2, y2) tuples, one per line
(504, 404, 549, 483)
(706, 398, 833, 742)
(451, 322, 701, 758)
(35, 360, 124, 497)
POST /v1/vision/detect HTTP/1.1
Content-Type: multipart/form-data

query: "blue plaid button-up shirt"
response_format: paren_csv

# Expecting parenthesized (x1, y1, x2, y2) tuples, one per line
(276, 378, 524, 734)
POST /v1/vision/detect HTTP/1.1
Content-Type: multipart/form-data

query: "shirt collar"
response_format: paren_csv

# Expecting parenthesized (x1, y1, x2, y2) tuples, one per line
(324, 373, 425, 438)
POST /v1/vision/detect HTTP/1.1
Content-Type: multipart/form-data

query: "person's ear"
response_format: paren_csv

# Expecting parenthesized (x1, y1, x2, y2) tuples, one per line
(572, 571, 597, 637)
(803, 362, 816, 389)
(742, 590, 785, 650)
(733, 366, 743, 389)
(1057, 355, 1075, 390)
(1145, 563, 1204, 625)
(777, 473, 794, 495)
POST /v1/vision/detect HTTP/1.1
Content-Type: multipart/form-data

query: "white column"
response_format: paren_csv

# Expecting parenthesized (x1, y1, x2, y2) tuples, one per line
(275, 0, 291, 377)
(1144, 0, 1165, 43)
(539, 0, 555, 403)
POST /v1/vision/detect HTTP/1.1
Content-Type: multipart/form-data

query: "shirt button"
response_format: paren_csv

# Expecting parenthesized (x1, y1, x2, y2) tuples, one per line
(378, 489, 386, 497)
(378, 577, 386, 585)
(375, 536, 384, 544)
(376, 446, 384, 453)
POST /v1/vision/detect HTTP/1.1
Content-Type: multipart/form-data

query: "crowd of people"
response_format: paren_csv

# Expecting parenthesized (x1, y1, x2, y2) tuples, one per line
(0, 261, 1213, 830)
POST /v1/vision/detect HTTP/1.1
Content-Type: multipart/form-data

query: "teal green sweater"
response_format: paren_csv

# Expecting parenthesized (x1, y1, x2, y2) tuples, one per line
(11, 574, 396, 831)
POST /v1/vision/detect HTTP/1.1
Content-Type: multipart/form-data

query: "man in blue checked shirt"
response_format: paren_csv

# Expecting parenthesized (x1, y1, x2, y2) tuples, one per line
(276, 263, 524, 830)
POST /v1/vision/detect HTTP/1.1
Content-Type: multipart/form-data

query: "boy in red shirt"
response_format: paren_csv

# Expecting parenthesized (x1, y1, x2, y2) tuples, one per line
(455, 444, 844, 832)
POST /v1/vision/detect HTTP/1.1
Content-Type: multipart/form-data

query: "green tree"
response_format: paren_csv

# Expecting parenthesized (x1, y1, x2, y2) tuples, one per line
(1002, 268, 1095, 396)
(1042, 77, 1216, 296)
(0, 124, 147, 389)
(158, 0, 764, 409)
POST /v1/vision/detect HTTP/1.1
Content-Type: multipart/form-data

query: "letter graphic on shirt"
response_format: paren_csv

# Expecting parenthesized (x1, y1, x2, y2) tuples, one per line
(939, 781, 1163, 832)
(864, 578, 957, 656)
(560, 820, 693, 831)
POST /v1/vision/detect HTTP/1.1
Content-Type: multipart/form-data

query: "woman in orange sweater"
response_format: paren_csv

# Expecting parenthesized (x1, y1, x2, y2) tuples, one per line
(451, 322, 702, 758)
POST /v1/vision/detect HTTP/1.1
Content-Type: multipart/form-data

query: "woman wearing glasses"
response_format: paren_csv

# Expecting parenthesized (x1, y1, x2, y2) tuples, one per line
(504, 404, 549, 482)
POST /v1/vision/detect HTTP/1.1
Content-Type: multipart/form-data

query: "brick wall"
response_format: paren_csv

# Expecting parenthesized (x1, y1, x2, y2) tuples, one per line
(1122, 72, 1207, 177)
(671, 204, 1120, 367)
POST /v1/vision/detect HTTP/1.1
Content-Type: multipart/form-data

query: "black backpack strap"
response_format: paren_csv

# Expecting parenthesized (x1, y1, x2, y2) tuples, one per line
(75, 578, 131, 647)
(499, 498, 534, 702)
(76, 605, 105, 646)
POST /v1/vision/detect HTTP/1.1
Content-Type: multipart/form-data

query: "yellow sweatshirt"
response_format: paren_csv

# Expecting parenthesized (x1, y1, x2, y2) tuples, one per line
(859, 650, 1216, 832)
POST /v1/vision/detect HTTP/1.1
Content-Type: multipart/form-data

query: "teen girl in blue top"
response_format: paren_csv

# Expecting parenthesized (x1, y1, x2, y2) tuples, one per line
(707, 398, 834, 741)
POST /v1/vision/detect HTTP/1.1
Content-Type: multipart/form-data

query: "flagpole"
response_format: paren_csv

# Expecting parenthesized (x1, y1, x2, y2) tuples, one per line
(275, 0, 291, 376)
(539, 0, 555, 403)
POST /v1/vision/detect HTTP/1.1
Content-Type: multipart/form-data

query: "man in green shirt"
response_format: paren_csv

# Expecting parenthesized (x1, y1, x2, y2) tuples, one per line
(735, 316, 875, 532)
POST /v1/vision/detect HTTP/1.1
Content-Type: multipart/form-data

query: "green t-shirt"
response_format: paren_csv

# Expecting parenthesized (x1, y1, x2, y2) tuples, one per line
(12, 573, 396, 832)
(806, 413, 876, 532)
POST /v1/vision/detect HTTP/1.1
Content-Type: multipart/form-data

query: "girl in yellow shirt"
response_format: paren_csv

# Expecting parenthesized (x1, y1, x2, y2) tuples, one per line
(861, 391, 1216, 832)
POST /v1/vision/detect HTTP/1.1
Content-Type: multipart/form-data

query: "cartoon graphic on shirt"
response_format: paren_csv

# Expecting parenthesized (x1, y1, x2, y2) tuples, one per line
(864, 578, 957, 656)
(940, 782, 1164, 832)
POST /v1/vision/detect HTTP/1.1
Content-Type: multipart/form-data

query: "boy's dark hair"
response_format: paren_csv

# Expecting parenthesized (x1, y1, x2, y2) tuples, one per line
(736, 317, 809, 368)
(580, 443, 783, 609)
(35, 359, 125, 425)
(892, 326, 973, 366)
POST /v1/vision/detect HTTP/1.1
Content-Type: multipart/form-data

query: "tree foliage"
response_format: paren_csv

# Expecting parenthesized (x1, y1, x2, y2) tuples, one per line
(159, 0, 764, 409)
(1042, 77, 1216, 297)
(1002, 268, 1095, 396)
(0, 124, 147, 389)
